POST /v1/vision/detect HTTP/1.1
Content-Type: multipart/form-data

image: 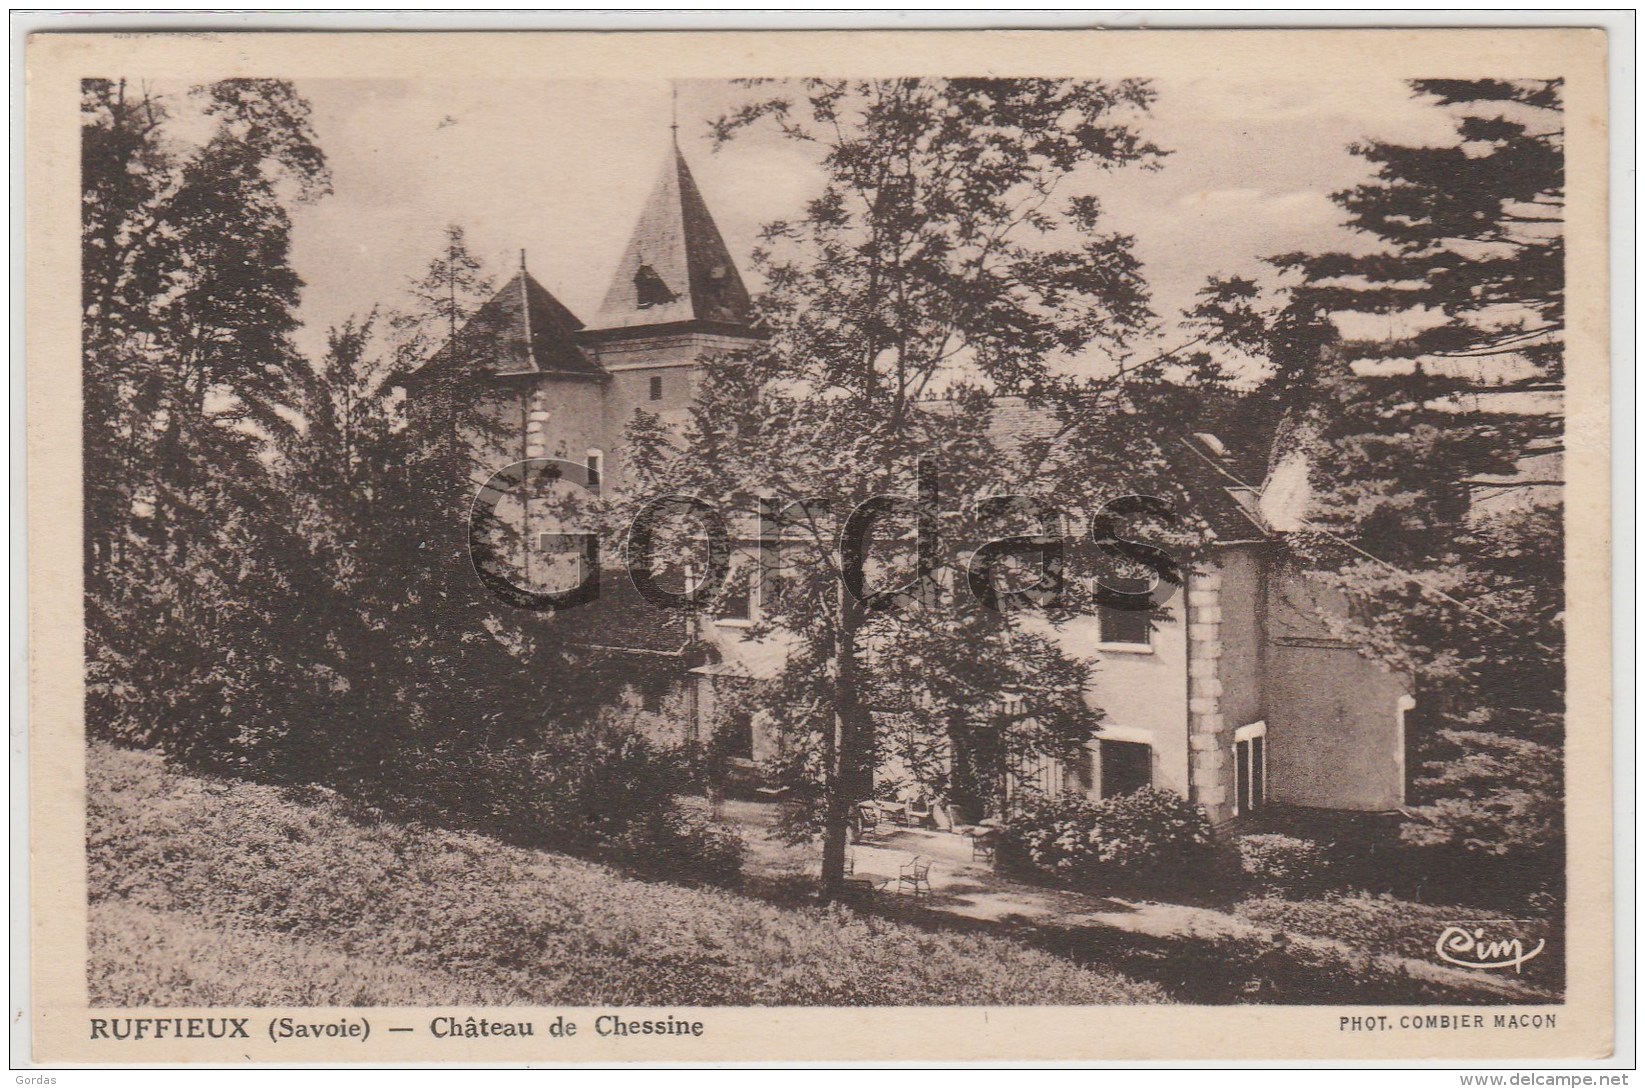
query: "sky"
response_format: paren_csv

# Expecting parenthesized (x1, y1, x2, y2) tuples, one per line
(278, 76, 1459, 368)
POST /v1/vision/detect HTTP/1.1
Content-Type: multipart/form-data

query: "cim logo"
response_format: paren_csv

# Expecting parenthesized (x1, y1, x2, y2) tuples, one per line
(1435, 924, 1547, 974)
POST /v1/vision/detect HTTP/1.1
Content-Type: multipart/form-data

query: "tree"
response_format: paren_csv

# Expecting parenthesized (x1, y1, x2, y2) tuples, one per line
(264, 311, 409, 779)
(1193, 80, 1565, 716)
(630, 78, 1175, 899)
(1187, 81, 1567, 871)
(344, 231, 641, 791)
(82, 78, 333, 773)
(81, 79, 172, 583)
(1279, 79, 1564, 405)
(358, 235, 535, 763)
(873, 596, 1100, 818)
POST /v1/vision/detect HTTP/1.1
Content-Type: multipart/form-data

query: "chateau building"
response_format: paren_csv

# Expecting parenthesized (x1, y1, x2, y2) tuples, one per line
(402, 138, 1414, 825)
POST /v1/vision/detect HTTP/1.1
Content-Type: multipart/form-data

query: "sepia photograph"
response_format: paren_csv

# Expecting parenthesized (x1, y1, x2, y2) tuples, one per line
(24, 25, 1618, 1065)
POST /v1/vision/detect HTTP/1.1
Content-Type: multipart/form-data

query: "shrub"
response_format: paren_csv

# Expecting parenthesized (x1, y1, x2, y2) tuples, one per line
(343, 721, 744, 882)
(1401, 728, 1562, 858)
(1237, 834, 1331, 895)
(1000, 788, 1215, 888)
(608, 810, 746, 886)
(1397, 726, 1563, 905)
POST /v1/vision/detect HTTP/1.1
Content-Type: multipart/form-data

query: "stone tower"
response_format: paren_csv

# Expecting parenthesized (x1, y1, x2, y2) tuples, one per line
(402, 136, 760, 493)
(576, 137, 762, 479)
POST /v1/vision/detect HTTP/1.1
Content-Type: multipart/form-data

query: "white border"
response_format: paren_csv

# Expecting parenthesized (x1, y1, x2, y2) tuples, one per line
(7, 7, 1634, 1082)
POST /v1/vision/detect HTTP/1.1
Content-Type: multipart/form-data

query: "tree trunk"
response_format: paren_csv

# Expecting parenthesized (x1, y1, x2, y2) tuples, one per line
(819, 736, 852, 900)
(819, 592, 871, 902)
(947, 731, 984, 821)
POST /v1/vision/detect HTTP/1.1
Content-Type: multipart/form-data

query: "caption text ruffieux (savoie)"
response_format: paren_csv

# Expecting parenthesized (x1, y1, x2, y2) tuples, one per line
(86, 1014, 706, 1044)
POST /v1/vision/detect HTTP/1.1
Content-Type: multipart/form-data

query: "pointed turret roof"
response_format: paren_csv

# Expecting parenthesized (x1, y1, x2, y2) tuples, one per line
(406, 269, 606, 384)
(588, 142, 754, 334)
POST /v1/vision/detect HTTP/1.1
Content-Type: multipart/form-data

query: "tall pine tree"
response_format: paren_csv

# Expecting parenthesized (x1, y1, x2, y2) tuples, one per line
(1266, 78, 1565, 715)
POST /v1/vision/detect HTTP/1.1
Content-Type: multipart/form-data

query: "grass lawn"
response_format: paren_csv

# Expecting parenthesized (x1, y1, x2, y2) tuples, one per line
(87, 743, 1167, 1007)
(1233, 893, 1561, 993)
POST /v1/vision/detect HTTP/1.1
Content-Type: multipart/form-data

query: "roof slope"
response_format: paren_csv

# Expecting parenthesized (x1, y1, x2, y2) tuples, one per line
(589, 144, 754, 333)
(406, 271, 606, 384)
(922, 393, 1274, 544)
(552, 570, 693, 656)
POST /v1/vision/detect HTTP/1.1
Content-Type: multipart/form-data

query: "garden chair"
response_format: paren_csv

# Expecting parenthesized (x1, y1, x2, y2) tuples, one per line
(854, 801, 882, 841)
(897, 856, 933, 900)
(839, 874, 888, 908)
(969, 828, 997, 863)
(839, 852, 887, 907)
(879, 799, 910, 826)
(905, 795, 933, 827)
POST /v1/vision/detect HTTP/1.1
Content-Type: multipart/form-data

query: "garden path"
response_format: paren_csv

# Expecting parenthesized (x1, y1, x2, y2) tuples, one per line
(716, 799, 1551, 1005)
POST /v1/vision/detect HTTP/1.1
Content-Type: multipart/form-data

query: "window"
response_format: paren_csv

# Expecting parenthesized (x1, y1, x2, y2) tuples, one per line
(649, 375, 664, 401)
(1099, 740, 1152, 798)
(716, 567, 753, 623)
(634, 263, 674, 309)
(757, 568, 788, 619)
(1065, 748, 1096, 794)
(1234, 722, 1267, 814)
(585, 449, 603, 489)
(717, 709, 754, 762)
(1097, 575, 1153, 647)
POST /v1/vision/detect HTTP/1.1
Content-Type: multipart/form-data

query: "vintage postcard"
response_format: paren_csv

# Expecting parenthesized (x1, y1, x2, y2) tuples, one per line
(23, 26, 1616, 1064)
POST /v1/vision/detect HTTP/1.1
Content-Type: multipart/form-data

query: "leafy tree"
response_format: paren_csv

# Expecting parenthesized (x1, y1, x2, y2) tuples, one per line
(631, 78, 1177, 898)
(80, 82, 723, 872)
(82, 78, 333, 773)
(81, 79, 172, 582)
(385, 226, 499, 584)
(350, 236, 538, 766)
(388, 225, 496, 393)
(874, 598, 1099, 818)
(263, 311, 410, 778)
(341, 233, 632, 788)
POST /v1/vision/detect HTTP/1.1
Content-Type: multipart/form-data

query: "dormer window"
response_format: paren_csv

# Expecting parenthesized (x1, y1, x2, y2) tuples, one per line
(634, 263, 675, 309)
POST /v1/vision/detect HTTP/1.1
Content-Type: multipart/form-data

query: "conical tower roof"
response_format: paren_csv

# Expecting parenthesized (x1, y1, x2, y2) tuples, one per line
(405, 268, 606, 384)
(589, 142, 754, 334)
